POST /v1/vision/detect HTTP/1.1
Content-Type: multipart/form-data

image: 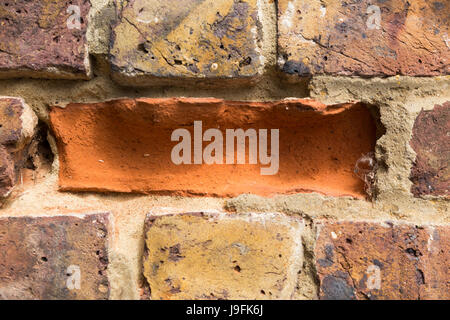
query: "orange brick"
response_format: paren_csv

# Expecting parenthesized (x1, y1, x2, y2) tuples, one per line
(49, 98, 377, 198)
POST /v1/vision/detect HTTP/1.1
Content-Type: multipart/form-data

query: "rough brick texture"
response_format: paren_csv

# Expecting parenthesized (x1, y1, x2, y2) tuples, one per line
(0, 0, 91, 79)
(142, 212, 303, 299)
(0, 97, 37, 198)
(49, 98, 376, 198)
(315, 221, 449, 300)
(0, 213, 110, 300)
(278, 0, 450, 77)
(0, 0, 448, 302)
(410, 103, 449, 198)
(110, 0, 262, 86)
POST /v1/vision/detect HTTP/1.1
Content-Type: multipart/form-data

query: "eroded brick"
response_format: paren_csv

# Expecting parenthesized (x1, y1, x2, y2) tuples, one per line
(109, 0, 262, 86)
(410, 103, 449, 198)
(0, 0, 91, 79)
(315, 221, 449, 300)
(142, 212, 303, 299)
(0, 97, 37, 198)
(49, 98, 377, 198)
(0, 213, 110, 300)
(278, 0, 449, 77)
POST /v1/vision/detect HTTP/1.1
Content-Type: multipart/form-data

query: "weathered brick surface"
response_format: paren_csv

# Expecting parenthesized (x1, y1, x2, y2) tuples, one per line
(49, 98, 377, 198)
(0, 0, 91, 79)
(0, 213, 110, 300)
(109, 0, 262, 86)
(315, 221, 449, 300)
(142, 212, 303, 299)
(410, 103, 449, 198)
(0, 97, 37, 198)
(278, 0, 450, 77)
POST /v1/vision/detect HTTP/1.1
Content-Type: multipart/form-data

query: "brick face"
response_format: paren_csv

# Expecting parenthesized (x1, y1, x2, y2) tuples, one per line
(49, 98, 376, 198)
(0, 213, 110, 300)
(109, 0, 262, 86)
(315, 221, 450, 300)
(410, 103, 450, 198)
(0, 97, 37, 198)
(142, 212, 303, 299)
(0, 0, 91, 79)
(277, 0, 450, 77)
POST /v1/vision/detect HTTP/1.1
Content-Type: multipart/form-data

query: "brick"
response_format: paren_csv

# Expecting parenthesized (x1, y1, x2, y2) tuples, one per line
(142, 212, 303, 299)
(49, 98, 377, 198)
(109, 0, 262, 86)
(0, 0, 91, 79)
(0, 213, 110, 299)
(277, 0, 450, 77)
(410, 103, 449, 198)
(0, 97, 38, 198)
(315, 221, 449, 300)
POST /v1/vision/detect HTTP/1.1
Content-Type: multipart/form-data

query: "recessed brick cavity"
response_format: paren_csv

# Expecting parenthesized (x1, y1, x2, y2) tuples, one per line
(50, 98, 377, 198)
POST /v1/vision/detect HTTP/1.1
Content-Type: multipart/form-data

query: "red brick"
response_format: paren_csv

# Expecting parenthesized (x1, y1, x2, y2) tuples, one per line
(315, 221, 449, 300)
(410, 103, 450, 198)
(278, 0, 449, 77)
(0, 97, 37, 198)
(0, 213, 110, 299)
(0, 0, 91, 79)
(49, 98, 377, 198)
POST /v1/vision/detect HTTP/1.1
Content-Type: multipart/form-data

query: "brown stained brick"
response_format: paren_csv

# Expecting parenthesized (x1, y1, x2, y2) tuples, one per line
(109, 0, 262, 86)
(419, 226, 450, 300)
(0, 97, 37, 198)
(142, 212, 304, 300)
(410, 103, 450, 198)
(0, 213, 110, 300)
(0, 0, 91, 79)
(0, 147, 14, 198)
(315, 221, 450, 300)
(49, 98, 377, 198)
(278, 0, 449, 77)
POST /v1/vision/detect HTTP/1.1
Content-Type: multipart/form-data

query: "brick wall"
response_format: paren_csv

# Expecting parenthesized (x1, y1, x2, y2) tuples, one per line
(0, 0, 448, 300)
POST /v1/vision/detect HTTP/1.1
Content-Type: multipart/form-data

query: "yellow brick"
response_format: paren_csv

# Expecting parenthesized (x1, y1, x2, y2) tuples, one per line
(142, 212, 304, 299)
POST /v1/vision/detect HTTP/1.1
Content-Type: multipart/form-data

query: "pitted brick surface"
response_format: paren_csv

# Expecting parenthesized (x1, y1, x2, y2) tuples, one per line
(142, 212, 303, 299)
(0, 213, 110, 300)
(410, 103, 450, 198)
(315, 221, 450, 300)
(278, 0, 449, 77)
(0, 0, 91, 79)
(110, 0, 263, 86)
(0, 97, 37, 198)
